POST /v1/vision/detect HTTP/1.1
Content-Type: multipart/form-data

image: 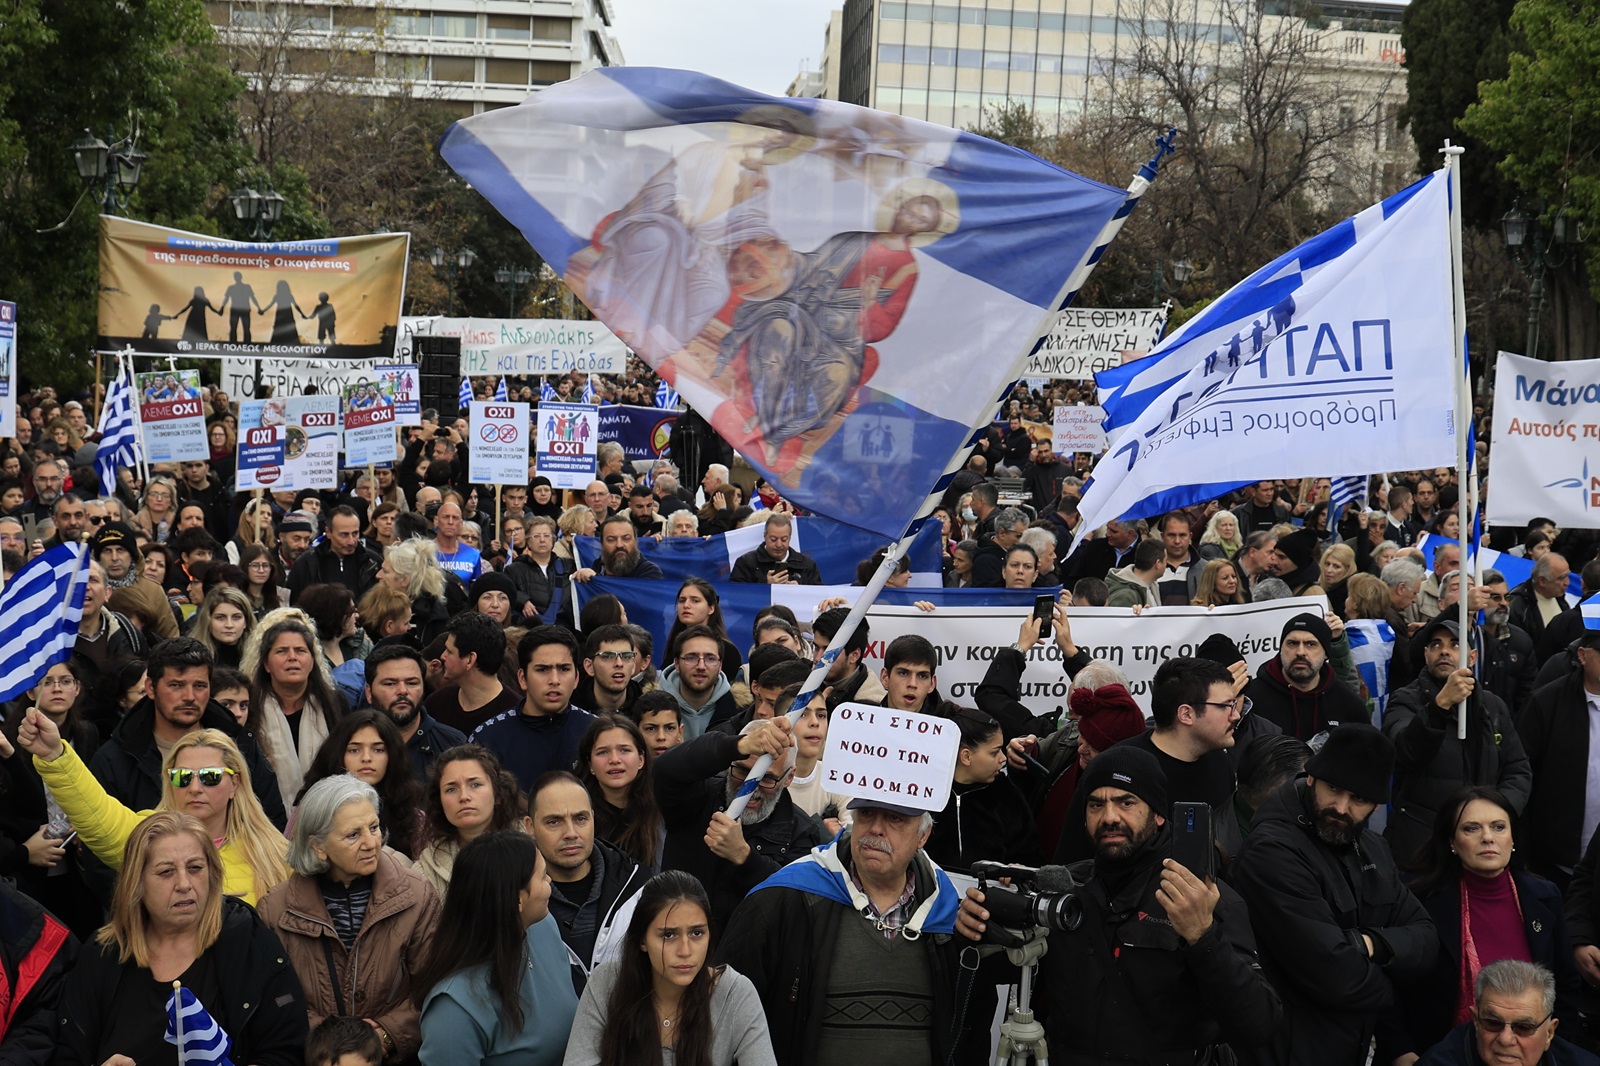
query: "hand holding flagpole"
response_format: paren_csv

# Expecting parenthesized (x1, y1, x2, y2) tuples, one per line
(1441, 139, 1470, 741)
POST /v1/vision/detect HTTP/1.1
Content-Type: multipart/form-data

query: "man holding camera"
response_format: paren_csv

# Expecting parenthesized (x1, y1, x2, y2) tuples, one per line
(957, 746, 1282, 1063)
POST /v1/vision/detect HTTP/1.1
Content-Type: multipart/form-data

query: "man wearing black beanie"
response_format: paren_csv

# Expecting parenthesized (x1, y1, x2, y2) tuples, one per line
(1232, 724, 1435, 1064)
(959, 745, 1282, 1062)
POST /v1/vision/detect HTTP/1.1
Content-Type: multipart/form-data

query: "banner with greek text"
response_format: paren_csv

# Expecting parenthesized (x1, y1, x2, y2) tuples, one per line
(597, 404, 678, 462)
(1487, 350, 1600, 529)
(342, 381, 397, 469)
(134, 370, 208, 463)
(578, 578, 1322, 721)
(398, 316, 628, 376)
(97, 215, 408, 359)
(236, 396, 339, 491)
(0, 301, 15, 438)
(536, 402, 598, 489)
(1025, 306, 1168, 379)
(469, 401, 531, 485)
(1053, 404, 1106, 455)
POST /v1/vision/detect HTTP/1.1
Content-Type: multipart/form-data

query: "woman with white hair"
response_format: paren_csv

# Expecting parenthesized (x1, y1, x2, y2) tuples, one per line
(378, 536, 452, 646)
(243, 607, 347, 811)
(258, 775, 441, 1063)
(1199, 509, 1243, 561)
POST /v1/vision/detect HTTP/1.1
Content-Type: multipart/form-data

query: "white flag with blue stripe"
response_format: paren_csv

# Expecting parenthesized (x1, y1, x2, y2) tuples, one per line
(458, 375, 473, 412)
(1583, 592, 1600, 633)
(164, 983, 235, 1066)
(94, 369, 141, 494)
(493, 376, 508, 402)
(438, 67, 1128, 539)
(581, 376, 596, 405)
(655, 378, 679, 410)
(0, 544, 91, 703)
(1328, 475, 1368, 526)
(1075, 170, 1458, 537)
(1346, 617, 1397, 723)
(540, 378, 557, 403)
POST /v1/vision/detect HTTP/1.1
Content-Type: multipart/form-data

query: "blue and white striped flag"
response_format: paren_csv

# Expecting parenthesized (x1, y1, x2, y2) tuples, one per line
(655, 378, 679, 410)
(540, 378, 557, 402)
(1346, 617, 1397, 724)
(164, 983, 235, 1066)
(94, 370, 141, 495)
(0, 544, 91, 703)
(581, 376, 596, 405)
(438, 67, 1129, 539)
(1582, 592, 1600, 633)
(494, 376, 508, 402)
(458, 375, 473, 411)
(1328, 475, 1367, 526)
(1075, 169, 1459, 537)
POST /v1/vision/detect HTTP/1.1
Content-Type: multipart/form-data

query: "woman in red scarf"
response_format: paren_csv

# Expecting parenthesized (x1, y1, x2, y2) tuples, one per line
(1394, 786, 1580, 1060)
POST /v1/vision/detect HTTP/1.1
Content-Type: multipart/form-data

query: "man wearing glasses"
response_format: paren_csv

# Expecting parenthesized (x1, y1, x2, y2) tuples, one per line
(658, 625, 740, 738)
(653, 713, 827, 936)
(84, 636, 285, 828)
(1119, 655, 1244, 814)
(1418, 960, 1590, 1065)
(574, 623, 642, 715)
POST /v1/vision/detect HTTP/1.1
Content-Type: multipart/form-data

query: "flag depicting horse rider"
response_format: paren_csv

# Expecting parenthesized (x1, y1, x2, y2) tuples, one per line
(439, 67, 1129, 539)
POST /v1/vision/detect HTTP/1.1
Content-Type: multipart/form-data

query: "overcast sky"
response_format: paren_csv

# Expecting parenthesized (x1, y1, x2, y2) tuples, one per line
(612, 0, 842, 96)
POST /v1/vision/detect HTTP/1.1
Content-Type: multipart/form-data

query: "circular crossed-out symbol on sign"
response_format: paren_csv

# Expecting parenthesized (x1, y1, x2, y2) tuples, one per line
(481, 422, 519, 444)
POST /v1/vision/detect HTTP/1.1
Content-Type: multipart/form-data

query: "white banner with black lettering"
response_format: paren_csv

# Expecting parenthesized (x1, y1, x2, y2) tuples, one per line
(1024, 306, 1168, 379)
(1486, 350, 1600, 529)
(398, 316, 628, 376)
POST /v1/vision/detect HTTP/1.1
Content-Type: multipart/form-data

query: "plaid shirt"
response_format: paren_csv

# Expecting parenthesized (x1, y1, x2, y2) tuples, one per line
(849, 864, 918, 940)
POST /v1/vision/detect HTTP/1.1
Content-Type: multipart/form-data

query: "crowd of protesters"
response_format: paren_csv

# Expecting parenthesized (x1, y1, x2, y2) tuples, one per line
(1, 373, 1598, 1066)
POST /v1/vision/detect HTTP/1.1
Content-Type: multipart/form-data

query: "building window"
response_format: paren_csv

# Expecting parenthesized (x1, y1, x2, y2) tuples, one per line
(488, 14, 530, 39)
(904, 44, 930, 64)
(432, 56, 476, 82)
(879, 42, 905, 63)
(533, 16, 570, 40)
(531, 59, 572, 84)
(386, 53, 427, 79)
(433, 14, 476, 38)
(905, 3, 934, 19)
(385, 12, 430, 36)
(486, 58, 530, 84)
(881, 1, 907, 17)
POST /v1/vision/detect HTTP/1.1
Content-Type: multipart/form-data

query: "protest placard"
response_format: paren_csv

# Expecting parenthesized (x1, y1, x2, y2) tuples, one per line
(399, 316, 628, 375)
(1487, 350, 1600, 529)
(823, 703, 961, 811)
(134, 370, 208, 463)
(469, 401, 531, 485)
(1024, 307, 1169, 379)
(1053, 404, 1107, 455)
(0, 301, 15, 438)
(342, 381, 397, 469)
(536, 402, 598, 489)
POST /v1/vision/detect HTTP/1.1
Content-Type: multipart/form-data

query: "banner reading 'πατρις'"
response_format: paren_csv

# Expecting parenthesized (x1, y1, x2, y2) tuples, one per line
(97, 215, 409, 360)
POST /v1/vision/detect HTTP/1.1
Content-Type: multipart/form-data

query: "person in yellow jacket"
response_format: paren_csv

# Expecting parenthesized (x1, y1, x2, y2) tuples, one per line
(15, 710, 290, 904)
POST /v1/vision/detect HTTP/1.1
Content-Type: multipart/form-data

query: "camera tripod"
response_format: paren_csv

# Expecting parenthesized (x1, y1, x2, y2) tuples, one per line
(987, 926, 1051, 1066)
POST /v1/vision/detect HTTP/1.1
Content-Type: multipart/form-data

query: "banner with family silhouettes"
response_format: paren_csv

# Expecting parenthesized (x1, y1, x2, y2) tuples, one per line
(96, 216, 410, 360)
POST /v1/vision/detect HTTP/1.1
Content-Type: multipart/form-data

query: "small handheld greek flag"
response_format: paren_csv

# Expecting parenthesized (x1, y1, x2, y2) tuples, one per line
(94, 368, 141, 494)
(494, 376, 508, 402)
(540, 378, 557, 402)
(165, 982, 235, 1066)
(1582, 592, 1600, 633)
(458, 375, 472, 412)
(1328, 475, 1368, 527)
(581, 376, 596, 404)
(655, 378, 679, 410)
(0, 544, 91, 703)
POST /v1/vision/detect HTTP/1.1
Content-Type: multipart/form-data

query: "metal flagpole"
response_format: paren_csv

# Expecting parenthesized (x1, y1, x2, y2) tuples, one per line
(726, 132, 1177, 818)
(1442, 141, 1470, 741)
(172, 980, 185, 1066)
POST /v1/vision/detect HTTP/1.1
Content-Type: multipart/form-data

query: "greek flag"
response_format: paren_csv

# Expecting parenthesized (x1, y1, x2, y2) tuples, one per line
(438, 67, 1128, 539)
(1328, 475, 1368, 526)
(458, 375, 472, 411)
(94, 369, 141, 494)
(494, 376, 508, 401)
(1075, 169, 1458, 538)
(655, 378, 679, 410)
(164, 984, 235, 1066)
(540, 378, 557, 403)
(0, 544, 91, 703)
(1582, 592, 1600, 632)
(1346, 618, 1397, 724)
(581, 376, 596, 405)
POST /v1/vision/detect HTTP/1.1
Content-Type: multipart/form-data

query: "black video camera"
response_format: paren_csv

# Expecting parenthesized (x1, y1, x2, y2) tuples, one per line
(970, 861, 1083, 946)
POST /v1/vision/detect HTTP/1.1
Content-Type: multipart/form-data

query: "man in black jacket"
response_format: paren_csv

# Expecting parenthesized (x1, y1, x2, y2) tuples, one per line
(729, 512, 822, 585)
(652, 716, 825, 936)
(1246, 612, 1368, 742)
(1508, 553, 1575, 665)
(1519, 629, 1600, 886)
(86, 637, 286, 828)
(286, 505, 380, 604)
(958, 745, 1282, 1064)
(1231, 725, 1436, 1065)
(0, 878, 76, 1064)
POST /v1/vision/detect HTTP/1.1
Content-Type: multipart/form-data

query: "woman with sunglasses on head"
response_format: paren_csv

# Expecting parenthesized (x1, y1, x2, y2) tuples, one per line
(563, 870, 776, 1066)
(225, 494, 277, 565)
(415, 830, 577, 1066)
(14, 714, 290, 903)
(52, 812, 308, 1066)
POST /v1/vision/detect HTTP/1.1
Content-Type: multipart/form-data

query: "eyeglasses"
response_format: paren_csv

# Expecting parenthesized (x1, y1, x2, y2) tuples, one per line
(678, 653, 721, 665)
(168, 766, 236, 788)
(1202, 697, 1253, 718)
(731, 765, 789, 790)
(1475, 1011, 1552, 1038)
(38, 677, 78, 690)
(593, 651, 637, 663)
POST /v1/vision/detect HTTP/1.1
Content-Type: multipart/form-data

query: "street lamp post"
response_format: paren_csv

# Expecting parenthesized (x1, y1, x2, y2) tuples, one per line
(431, 246, 477, 315)
(69, 128, 146, 215)
(1152, 255, 1194, 300)
(494, 265, 533, 317)
(1500, 206, 1571, 363)
(230, 183, 287, 241)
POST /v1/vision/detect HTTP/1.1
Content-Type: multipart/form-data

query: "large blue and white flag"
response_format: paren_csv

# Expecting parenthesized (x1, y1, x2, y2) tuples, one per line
(1075, 170, 1458, 536)
(655, 378, 680, 410)
(1345, 617, 1397, 723)
(94, 369, 141, 494)
(439, 68, 1129, 539)
(164, 983, 235, 1066)
(574, 515, 946, 586)
(0, 544, 91, 702)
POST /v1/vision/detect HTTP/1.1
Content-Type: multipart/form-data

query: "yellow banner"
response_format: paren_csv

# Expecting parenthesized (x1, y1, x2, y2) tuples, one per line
(97, 216, 410, 360)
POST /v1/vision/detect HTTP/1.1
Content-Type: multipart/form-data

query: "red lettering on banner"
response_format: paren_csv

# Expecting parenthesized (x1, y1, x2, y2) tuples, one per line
(302, 412, 337, 428)
(548, 441, 585, 456)
(141, 400, 202, 420)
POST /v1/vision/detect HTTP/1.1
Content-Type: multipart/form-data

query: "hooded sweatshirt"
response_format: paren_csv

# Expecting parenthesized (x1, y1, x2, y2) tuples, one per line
(656, 665, 737, 738)
(1105, 564, 1159, 608)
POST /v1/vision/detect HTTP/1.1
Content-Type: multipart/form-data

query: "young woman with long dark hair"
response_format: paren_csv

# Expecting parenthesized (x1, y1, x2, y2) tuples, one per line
(575, 713, 664, 874)
(295, 709, 423, 858)
(663, 579, 741, 682)
(563, 870, 775, 1066)
(415, 831, 576, 1066)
